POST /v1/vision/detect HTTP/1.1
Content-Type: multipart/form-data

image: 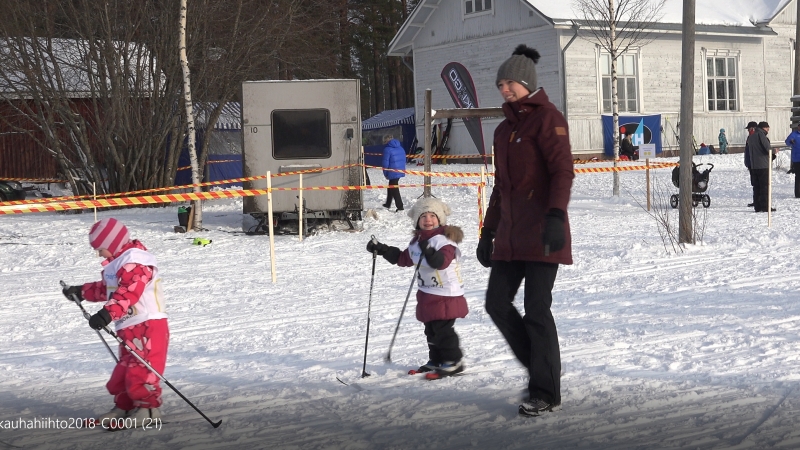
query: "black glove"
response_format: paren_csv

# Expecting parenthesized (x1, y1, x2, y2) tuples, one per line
(62, 285, 83, 301)
(88, 308, 112, 330)
(418, 239, 444, 268)
(476, 228, 494, 268)
(366, 239, 389, 255)
(772, 153, 777, 161)
(382, 246, 401, 265)
(542, 209, 566, 255)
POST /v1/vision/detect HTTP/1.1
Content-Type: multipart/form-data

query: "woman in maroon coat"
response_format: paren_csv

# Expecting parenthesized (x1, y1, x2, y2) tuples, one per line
(476, 44, 574, 417)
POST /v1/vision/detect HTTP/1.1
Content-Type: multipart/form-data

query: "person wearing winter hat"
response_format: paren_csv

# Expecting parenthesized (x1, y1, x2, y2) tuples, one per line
(746, 121, 775, 212)
(478, 44, 574, 417)
(718, 128, 728, 154)
(62, 218, 169, 426)
(366, 197, 468, 378)
(744, 121, 758, 207)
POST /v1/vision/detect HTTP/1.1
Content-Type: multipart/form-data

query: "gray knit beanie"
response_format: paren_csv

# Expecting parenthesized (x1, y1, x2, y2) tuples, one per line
(496, 45, 541, 91)
(408, 197, 451, 227)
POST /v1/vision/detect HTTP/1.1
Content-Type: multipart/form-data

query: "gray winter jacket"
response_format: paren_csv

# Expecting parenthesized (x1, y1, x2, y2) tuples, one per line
(747, 128, 772, 170)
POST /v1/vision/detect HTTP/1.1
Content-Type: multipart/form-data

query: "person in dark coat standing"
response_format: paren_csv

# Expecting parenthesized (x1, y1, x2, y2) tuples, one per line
(381, 135, 406, 211)
(784, 124, 800, 197)
(744, 121, 757, 208)
(476, 44, 574, 417)
(746, 121, 774, 212)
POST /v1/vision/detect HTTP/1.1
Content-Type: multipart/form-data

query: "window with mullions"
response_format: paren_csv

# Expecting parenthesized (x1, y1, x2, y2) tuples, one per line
(600, 53, 638, 113)
(465, 0, 492, 15)
(706, 57, 737, 111)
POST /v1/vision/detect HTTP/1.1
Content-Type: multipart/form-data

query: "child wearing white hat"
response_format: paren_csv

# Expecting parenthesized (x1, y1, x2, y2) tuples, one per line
(367, 197, 468, 378)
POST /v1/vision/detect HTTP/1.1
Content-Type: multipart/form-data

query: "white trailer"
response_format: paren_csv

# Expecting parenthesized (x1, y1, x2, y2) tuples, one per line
(241, 79, 363, 234)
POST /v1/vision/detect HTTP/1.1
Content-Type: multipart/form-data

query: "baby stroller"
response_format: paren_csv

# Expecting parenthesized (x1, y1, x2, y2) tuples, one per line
(670, 162, 714, 208)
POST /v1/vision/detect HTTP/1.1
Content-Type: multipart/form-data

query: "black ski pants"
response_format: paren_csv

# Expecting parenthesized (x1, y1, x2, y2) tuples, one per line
(424, 319, 462, 363)
(751, 168, 769, 212)
(485, 260, 561, 405)
(384, 178, 404, 210)
(794, 162, 800, 198)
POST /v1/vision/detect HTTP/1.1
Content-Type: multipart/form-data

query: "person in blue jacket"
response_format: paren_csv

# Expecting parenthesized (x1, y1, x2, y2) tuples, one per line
(381, 134, 406, 211)
(785, 124, 800, 197)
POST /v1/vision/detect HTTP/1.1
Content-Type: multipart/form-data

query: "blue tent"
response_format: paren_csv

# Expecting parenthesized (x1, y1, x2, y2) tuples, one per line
(362, 108, 416, 167)
(175, 103, 243, 188)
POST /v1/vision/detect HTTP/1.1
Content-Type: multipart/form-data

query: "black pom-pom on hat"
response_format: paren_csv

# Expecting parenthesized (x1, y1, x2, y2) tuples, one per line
(512, 44, 540, 64)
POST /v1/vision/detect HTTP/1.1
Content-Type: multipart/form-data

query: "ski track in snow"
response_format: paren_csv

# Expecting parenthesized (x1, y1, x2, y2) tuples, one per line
(2, 156, 800, 448)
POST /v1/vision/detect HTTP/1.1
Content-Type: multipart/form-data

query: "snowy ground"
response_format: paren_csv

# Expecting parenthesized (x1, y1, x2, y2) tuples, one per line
(2, 153, 800, 449)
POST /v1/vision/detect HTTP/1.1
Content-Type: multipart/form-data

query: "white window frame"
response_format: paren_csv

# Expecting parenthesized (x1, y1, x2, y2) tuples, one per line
(597, 49, 641, 114)
(463, 0, 493, 18)
(703, 48, 740, 113)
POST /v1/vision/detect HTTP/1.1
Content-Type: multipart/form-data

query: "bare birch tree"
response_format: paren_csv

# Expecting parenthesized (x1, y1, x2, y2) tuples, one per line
(572, 0, 665, 196)
(179, 0, 202, 230)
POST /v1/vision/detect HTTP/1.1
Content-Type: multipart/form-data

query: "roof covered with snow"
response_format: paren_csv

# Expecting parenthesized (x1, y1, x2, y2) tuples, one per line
(362, 107, 415, 130)
(526, 0, 793, 26)
(389, 0, 792, 56)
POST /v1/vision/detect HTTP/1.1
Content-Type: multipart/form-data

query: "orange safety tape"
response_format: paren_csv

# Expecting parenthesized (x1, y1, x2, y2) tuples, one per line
(1, 178, 67, 183)
(366, 152, 494, 160)
(176, 159, 242, 171)
(365, 165, 484, 177)
(0, 164, 362, 207)
(270, 182, 483, 192)
(0, 182, 483, 215)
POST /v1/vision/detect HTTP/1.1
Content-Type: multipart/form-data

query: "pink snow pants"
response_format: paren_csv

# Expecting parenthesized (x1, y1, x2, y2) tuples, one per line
(106, 319, 169, 410)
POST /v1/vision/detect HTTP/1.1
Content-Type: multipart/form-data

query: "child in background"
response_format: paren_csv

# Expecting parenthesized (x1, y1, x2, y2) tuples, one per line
(62, 218, 169, 423)
(718, 128, 728, 154)
(366, 198, 468, 378)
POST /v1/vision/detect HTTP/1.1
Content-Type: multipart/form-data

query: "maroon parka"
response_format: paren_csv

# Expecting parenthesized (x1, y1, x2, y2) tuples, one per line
(483, 88, 574, 265)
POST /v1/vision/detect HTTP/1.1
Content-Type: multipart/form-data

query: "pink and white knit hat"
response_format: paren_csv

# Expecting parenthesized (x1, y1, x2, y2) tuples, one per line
(89, 218, 130, 255)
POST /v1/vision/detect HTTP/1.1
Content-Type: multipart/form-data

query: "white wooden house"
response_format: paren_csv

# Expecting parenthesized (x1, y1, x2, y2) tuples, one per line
(388, 0, 797, 156)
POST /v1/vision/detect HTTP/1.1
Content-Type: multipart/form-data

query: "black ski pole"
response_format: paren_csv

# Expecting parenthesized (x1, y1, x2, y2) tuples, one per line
(60, 280, 119, 363)
(61, 282, 222, 428)
(361, 236, 379, 378)
(385, 255, 423, 362)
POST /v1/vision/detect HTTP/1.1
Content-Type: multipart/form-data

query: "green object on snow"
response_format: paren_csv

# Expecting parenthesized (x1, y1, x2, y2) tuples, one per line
(192, 238, 212, 246)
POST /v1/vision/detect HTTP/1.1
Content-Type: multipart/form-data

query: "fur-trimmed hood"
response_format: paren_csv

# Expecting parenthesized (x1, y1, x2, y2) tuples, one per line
(414, 225, 463, 244)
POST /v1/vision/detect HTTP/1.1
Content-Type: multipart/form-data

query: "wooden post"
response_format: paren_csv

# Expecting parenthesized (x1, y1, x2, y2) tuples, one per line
(646, 158, 651, 211)
(298, 173, 303, 242)
(423, 89, 432, 198)
(768, 149, 772, 227)
(92, 182, 97, 222)
(679, 0, 696, 244)
(361, 146, 367, 189)
(267, 171, 277, 283)
(480, 166, 488, 216)
(186, 200, 195, 232)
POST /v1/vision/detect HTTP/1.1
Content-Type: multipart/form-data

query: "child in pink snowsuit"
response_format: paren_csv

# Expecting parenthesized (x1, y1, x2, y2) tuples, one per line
(62, 218, 169, 422)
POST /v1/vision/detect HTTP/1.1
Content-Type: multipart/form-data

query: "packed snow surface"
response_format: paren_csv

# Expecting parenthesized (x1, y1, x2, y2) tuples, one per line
(2, 154, 800, 449)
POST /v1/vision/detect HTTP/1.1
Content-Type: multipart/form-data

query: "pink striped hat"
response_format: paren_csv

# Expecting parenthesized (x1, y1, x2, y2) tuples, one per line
(89, 218, 130, 255)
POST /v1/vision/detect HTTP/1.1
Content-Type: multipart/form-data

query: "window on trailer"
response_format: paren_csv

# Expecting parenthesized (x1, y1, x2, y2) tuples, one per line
(272, 109, 331, 159)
